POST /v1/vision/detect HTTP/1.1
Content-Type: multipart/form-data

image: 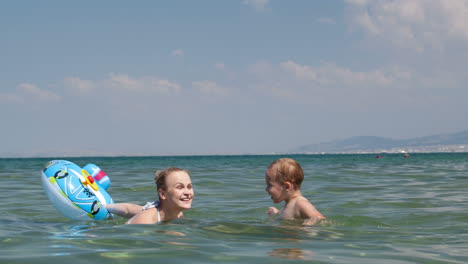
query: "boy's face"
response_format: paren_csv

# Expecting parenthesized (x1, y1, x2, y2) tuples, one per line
(265, 168, 286, 203)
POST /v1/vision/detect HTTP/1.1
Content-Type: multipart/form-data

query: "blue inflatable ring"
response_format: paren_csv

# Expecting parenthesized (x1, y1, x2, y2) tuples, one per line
(41, 160, 114, 220)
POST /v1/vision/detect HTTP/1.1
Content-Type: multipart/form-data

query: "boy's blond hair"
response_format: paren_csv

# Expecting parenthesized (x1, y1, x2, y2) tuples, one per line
(268, 158, 304, 189)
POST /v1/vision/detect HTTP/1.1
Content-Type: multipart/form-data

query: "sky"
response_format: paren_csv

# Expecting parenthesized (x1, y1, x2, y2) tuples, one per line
(1, 0, 468, 157)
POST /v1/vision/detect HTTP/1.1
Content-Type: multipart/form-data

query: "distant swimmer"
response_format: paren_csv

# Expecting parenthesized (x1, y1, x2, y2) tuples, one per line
(404, 153, 410, 158)
(376, 155, 382, 159)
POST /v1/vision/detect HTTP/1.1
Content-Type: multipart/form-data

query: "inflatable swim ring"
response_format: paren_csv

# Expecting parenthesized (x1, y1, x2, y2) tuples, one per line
(41, 160, 114, 220)
(83, 163, 111, 191)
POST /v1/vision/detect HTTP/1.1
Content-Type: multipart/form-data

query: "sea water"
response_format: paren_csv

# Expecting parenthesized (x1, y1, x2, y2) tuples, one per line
(0, 154, 467, 263)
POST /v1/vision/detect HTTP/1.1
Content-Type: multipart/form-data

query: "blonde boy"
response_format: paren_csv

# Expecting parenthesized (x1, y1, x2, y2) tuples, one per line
(265, 158, 325, 224)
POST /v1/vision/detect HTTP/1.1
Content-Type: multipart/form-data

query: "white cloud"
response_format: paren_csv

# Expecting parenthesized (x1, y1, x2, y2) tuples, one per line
(18, 83, 61, 102)
(108, 73, 142, 91)
(192, 80, 229, 96)
(280, 60, 404, 87)
(172, 49, 184, 57)
(247, 60, 423, 106)
(1, 73, 185, 108)
(314, 63, 395, 87)
(62, 74, 183, 98)
(146, 78, 182, 94)
(242, 0, 270, 11)
(64, 77, 95, 95)
(214, 63, 226, 70)
(107, 73, 182, 94)
(346, 0, 468, 51)
(0, 83, 61, 104)
(214, 62, 238, 80)
(346, 0, 369, 5)
(281, 60, 317, 81)
(247, 58, 468, 114)
(441, 0, 468, 40)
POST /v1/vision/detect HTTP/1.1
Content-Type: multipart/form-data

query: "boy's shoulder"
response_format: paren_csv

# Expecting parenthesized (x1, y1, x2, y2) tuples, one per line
(295, 196, 313, 209)
(295, 196, 325, 219)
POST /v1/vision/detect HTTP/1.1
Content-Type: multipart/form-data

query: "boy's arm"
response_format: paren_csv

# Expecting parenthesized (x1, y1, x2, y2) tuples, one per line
(266, 207, 280, 215)
(105, 203, 143, 218)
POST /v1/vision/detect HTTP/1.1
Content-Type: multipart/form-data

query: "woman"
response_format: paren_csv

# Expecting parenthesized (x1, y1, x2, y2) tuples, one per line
(105, 167, 194, 224)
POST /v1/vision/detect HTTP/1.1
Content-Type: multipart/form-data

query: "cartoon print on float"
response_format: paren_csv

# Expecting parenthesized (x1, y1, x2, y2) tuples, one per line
(41, 160, 114, 220)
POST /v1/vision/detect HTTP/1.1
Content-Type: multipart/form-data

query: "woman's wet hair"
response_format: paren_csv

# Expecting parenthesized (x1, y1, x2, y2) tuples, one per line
(154, 167, 190, 192)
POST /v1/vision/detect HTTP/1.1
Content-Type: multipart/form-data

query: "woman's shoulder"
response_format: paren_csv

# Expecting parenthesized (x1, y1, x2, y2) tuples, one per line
(126, 207, 158, 224)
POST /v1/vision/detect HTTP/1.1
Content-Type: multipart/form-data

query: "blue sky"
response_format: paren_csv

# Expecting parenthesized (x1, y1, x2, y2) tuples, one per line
(1, 0, 467, 157)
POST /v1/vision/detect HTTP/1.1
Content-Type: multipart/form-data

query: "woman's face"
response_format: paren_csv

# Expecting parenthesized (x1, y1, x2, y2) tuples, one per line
(160, 171, 194, 210)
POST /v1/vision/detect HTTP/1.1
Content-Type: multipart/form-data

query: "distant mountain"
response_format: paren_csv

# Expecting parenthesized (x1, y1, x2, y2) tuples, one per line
(293, 130, 468, 153)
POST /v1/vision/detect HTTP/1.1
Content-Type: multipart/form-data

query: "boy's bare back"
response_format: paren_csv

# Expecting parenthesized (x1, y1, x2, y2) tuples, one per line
(282, 195, 325, 220)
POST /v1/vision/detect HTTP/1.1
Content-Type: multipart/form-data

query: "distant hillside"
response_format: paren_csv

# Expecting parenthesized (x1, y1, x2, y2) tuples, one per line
(293, 130, 468, 153)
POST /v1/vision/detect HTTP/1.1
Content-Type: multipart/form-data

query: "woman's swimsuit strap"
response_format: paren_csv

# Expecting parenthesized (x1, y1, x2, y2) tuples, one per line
(156, 206, 161, 224)
(142, 201, 162, 224)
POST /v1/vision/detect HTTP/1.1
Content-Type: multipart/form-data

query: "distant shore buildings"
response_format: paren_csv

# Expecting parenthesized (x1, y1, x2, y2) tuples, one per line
(296, 144, 467, 155)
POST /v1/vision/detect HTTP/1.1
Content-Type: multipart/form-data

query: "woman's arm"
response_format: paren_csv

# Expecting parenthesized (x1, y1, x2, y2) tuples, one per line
(105, 203, 143, 218)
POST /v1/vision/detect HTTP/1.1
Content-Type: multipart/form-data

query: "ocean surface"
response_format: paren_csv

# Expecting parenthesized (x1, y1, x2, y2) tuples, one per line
(0, 153, 467, 263)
